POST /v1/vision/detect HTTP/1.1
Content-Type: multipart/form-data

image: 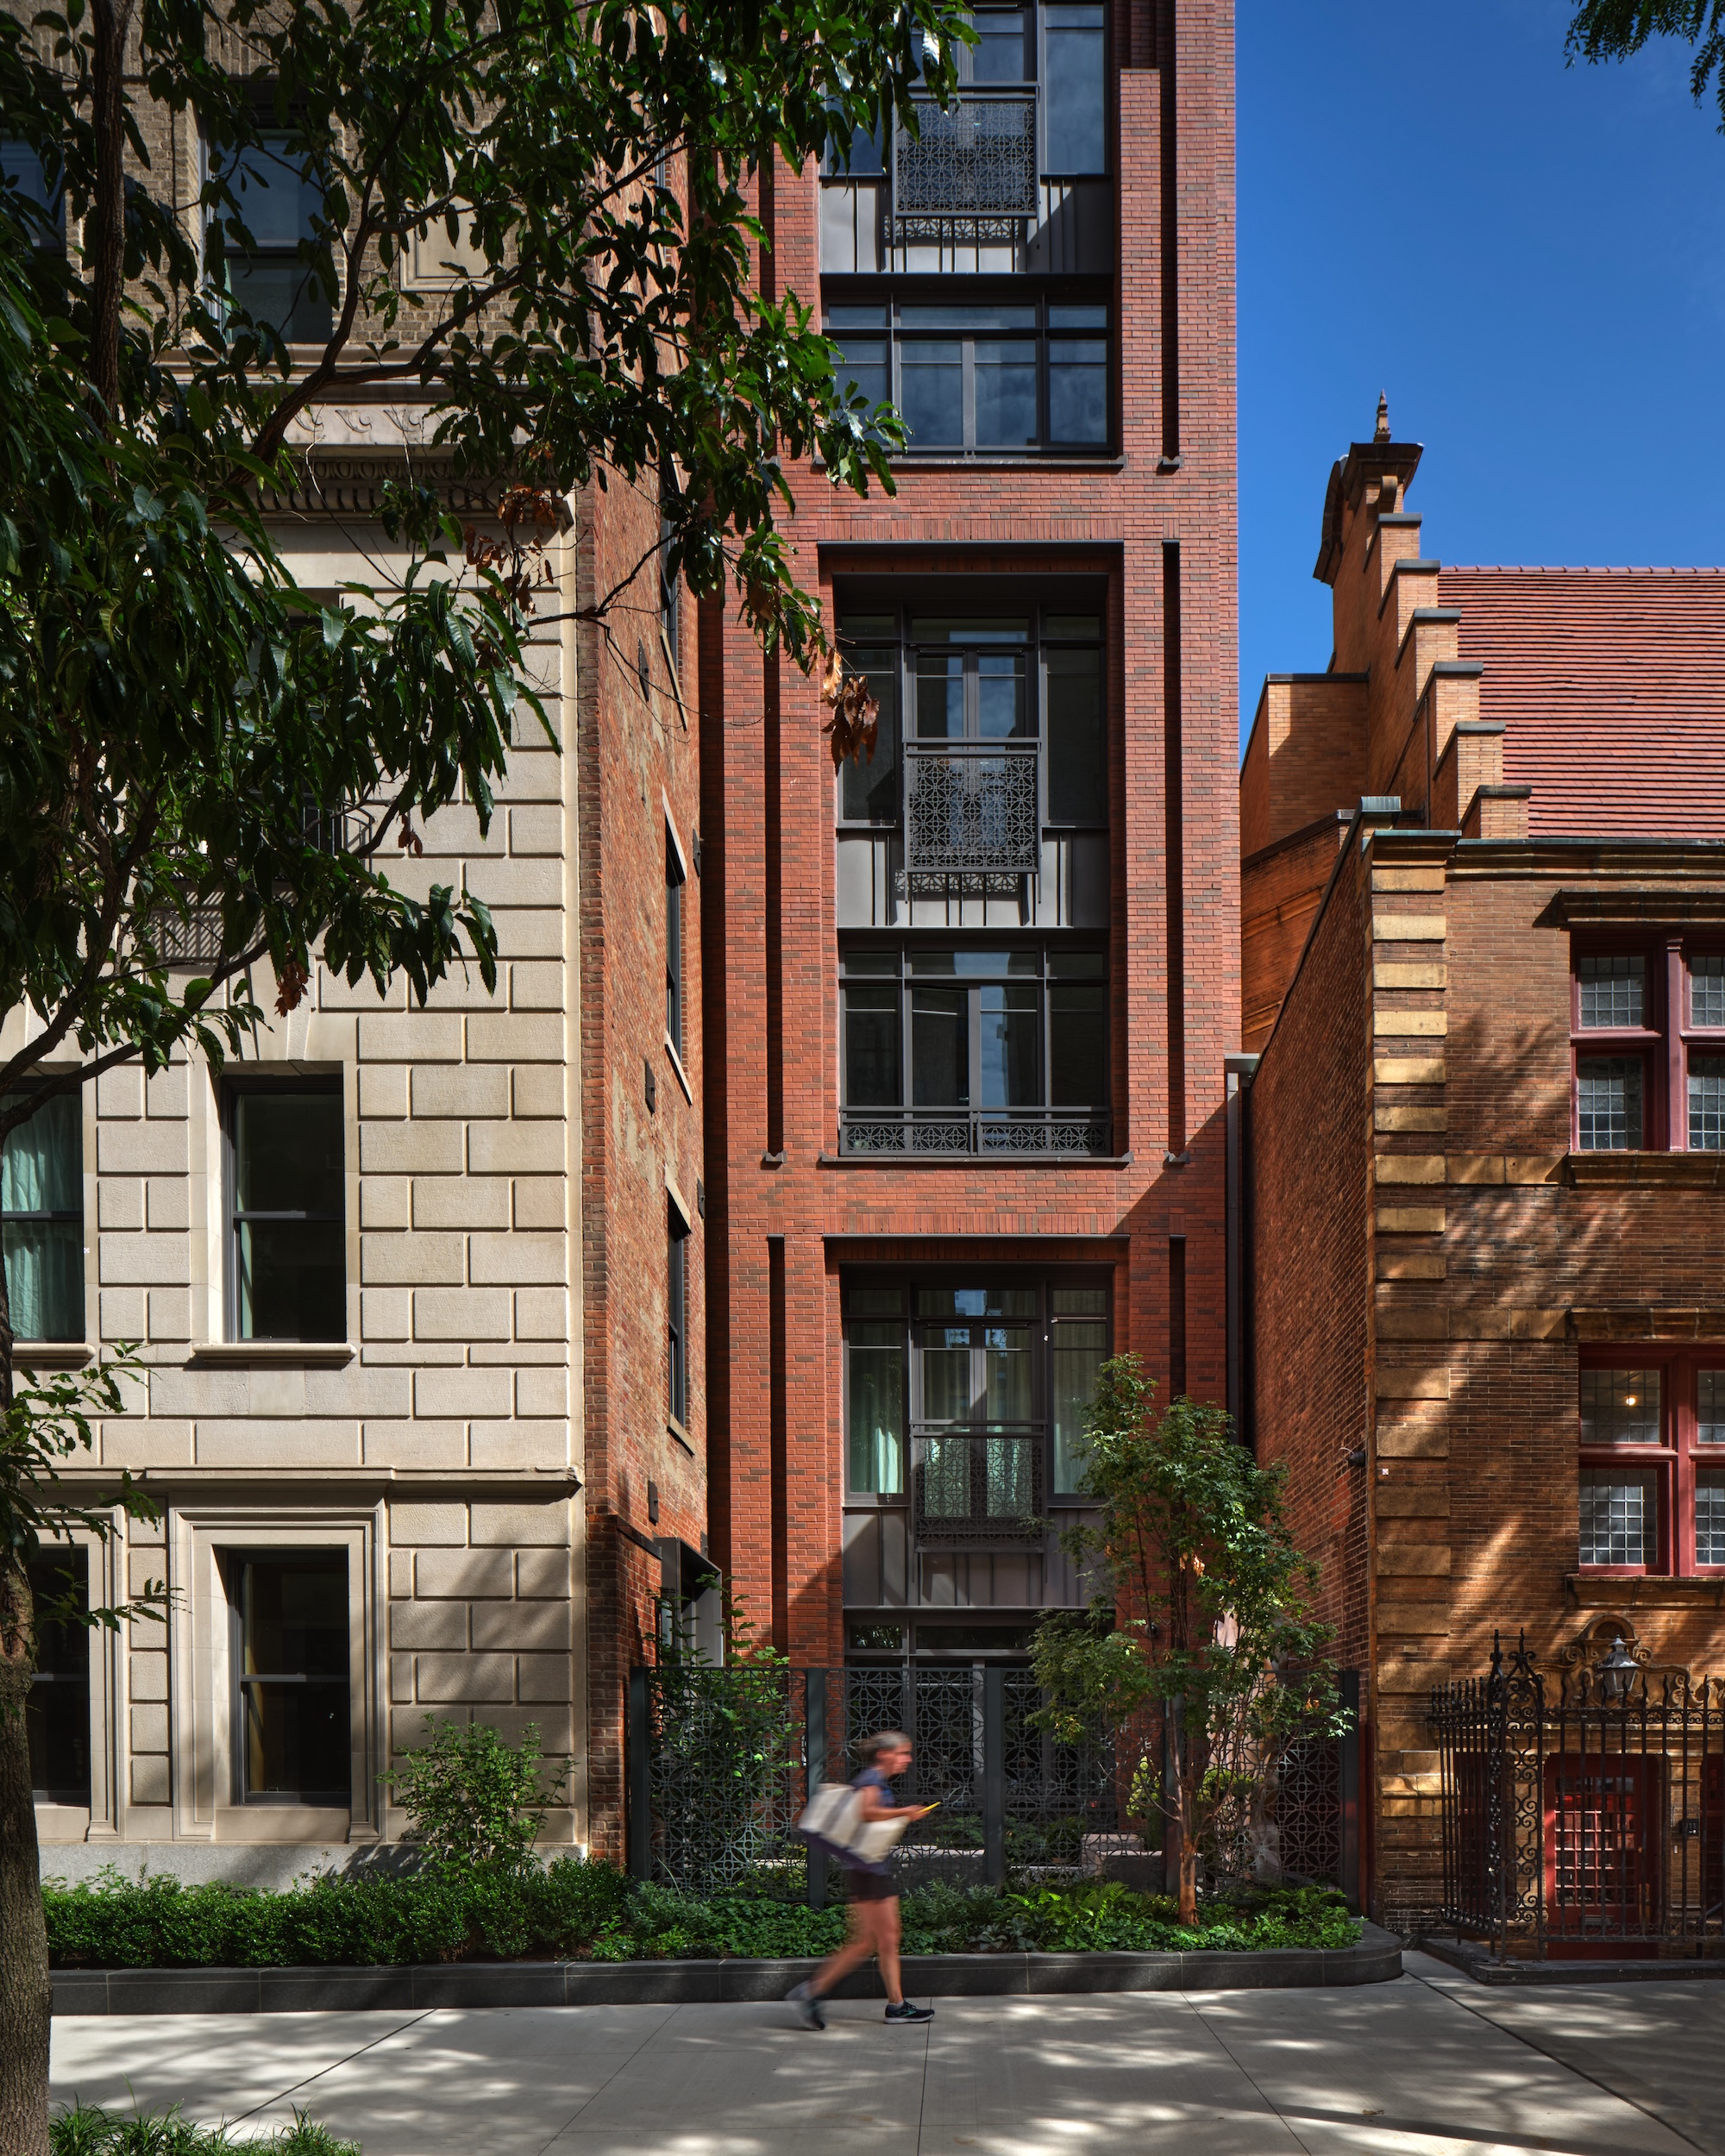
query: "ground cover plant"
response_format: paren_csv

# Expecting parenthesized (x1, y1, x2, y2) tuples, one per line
(50, 2104, 356, 2155)
(44, 1863, 1358, 1969)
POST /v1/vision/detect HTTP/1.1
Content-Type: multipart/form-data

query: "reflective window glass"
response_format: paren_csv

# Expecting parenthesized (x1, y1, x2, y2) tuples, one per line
(1576, 1056, 1643, 1150)
(1578, 1471, 1654, 1568)
(1689, 1055, 1725, 1151)
(1, 1090, 83, 1343)
(979, 983, 1039, 1107)
(974, 341, 1038, 447)
(1043, 3, 1107, 172)
(848, 1320, 905, 1493)
(214, 135, 332, 342)
(1051, 1318, 1105, 1492)
(900, 342, 963, 445)
(1050, 983, 1107, 1105)
(1046, 647, 1104, 820)
(1049, 340, 1107, 443)
(838, 648, 900, 821)
(1693, 956, 1725, 1028)
(832, 336, 889, 411)
(911, 987, 968, 1106)
(1699, 1369, 1725, 1445)
(915, 652, 966, 737)
(898, 304, 1038, 329)
(972, 8, 1028, 81)
(844, 984, 902, 1106)
(916, 1285, 1036, 1318)
(1578, 954, 1646, 1030)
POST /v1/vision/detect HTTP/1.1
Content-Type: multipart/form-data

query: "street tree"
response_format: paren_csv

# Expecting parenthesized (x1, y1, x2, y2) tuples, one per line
(0, 0, 968, 2142)
(1031, 1358, 1346, 1927)
(1567, 1, 1725, 120)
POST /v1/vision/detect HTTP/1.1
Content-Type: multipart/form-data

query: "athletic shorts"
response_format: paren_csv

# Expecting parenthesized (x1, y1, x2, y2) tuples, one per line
(846, 1865, 897, 1902)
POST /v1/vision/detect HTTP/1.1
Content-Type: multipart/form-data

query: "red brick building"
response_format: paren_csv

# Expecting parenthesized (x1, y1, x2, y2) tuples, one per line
(699, 0, 1240, 1672)
(1240, 406, 1725, 1936)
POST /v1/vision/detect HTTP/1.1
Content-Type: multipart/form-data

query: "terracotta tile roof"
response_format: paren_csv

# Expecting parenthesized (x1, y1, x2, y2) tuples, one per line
(1438, 566, 1725, 839)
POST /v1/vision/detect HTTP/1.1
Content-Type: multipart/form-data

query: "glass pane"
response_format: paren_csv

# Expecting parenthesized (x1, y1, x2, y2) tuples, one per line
(1579, 1367, 1660, 1445)
(1044, 6, 1107, 173)
(848, 1323, 905, 1493)
(1049, 343, 1107, 443)
(1698, 1473, 1725, 1566)
(1577, 953, 1645, 1030)
(1579, 1471, 1654, 1567)
(1046, 310, 1107, 332)
(975, 651, 1030, 738)
(972, 8, 1027, 80)
(1689, 1055, 1725, 1151)
(235, 1091, 343, 1217)
(850, 1285, 904, 1315)
(1052, 1285, 1107, 1314)
(831, 336, 889, 411)
(843, 950, 900, 975)
(1052, 1318, 1105, 1492)
(236, 1219, 346, 1341)
(917, 1285, 1035, 1317)
(844, 985, 902, 1106)
(911, 987, 968, 1106)
(824, 120, 885, 177)
(980, 1326, 1033, 1421)
(1049, 983, 1106, 1105)
(911, 950, 1036, 976)
(900, 342, 963, 446)
(1, 1090, 79, 1211)
(1699, 1369, 1725, 1444)
(1693, 955, 1725, 1028)
(1576, 1056, 1642, 1150)
(922, 1332, 977, 1420)
(973, 341, 1038, 447)
(237, 1552, 350, 1802)
(979, 984, 1039, 1108)
(839, 651, 900, 821)
(910, 617, 1030, 642)
(223, 254, 332, 342)
(2, 1219, 83, 1341)
(1049, 949, 1106, 977)
(27, 1549, 89, 1803)
(223, 137, 319, 248)
(915, 653, 965, 739)
(1046, 647, 1103, 820)
(899, 305, 1037, 329)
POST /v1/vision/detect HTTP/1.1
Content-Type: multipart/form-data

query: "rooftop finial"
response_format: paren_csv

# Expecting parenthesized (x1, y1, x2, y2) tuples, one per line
(1375, 392, 1390, 443)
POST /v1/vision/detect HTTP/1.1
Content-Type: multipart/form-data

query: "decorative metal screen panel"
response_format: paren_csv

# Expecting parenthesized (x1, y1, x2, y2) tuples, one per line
(903, 742, 1039, 874)
(838, 1107, 1112, 1157)
(911, 1426, 1044, 1544)
(893, 91, 1038, 235)
(1430, 1629, 1725, 1958)
(642, 1662, 808, 1896)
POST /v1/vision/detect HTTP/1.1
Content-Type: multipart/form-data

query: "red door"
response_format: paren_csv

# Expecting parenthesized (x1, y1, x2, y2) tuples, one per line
(1542, 1753, 1665, 1954)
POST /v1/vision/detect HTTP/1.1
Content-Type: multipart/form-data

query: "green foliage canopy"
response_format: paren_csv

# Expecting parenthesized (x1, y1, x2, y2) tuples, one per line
(1567, 2, 1725, 122)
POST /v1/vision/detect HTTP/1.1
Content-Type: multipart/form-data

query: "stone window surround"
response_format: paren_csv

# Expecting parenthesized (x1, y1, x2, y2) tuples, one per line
(1578, 1348, 1725, 1583)
(167, 1500, 383, 1844)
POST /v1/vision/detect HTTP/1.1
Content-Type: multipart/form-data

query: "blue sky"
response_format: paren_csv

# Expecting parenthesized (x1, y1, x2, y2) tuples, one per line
(1237, 0, 1725, 746)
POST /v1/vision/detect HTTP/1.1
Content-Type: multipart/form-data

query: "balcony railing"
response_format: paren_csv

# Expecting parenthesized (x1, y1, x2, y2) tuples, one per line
(892, 90, 1038, 239)
(838, 1106, 1112, 1157)
(911, 1426, 1044, 1544)
(903, 740, 1039, 875)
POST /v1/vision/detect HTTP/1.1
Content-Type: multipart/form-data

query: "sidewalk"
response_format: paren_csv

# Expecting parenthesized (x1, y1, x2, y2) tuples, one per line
(48, 1953, 1725, 2155)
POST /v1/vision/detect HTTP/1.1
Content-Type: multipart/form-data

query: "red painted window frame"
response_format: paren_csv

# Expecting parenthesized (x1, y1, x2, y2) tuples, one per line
(1578, 1348, 1725, 1578)
(1571, 937, 1725, 1153)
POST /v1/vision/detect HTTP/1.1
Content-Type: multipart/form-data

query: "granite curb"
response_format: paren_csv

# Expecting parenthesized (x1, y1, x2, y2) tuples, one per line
(1417, 1934, 1725, 1985)
(51, 1925, 1401, 2014)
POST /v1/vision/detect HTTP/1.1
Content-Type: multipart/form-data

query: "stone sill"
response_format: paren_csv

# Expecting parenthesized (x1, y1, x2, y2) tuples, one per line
(186, 1342, 354, 1369)
(1566, 1573, 1725, 1610)
(1565, 1152, 1725, 1188)
(12, 1344, 95, 1370)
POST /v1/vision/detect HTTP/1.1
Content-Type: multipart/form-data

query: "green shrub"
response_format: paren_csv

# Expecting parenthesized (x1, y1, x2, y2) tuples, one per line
(381, 1714, 568, 1872)
(51, 2103, 359, 2154)
(42, 1865, 1358, 1970)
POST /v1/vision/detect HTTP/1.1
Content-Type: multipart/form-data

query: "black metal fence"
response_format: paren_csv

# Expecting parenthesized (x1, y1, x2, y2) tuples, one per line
(627, 1661, 1358, 1907)
(1429, 1631, 1725, 1959)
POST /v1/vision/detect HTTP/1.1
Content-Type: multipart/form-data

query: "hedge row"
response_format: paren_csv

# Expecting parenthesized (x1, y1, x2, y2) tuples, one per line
(45, 1862, 1361, 1970)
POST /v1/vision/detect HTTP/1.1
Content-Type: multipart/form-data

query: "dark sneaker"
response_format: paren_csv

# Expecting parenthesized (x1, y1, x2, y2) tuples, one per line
(787, 1980, 825, 2029)
(884, 2000, 934, 2023)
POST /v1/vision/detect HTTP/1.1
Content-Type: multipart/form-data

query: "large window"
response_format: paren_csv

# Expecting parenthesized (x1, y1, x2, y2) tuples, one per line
(28, 1548, 90, 1805)
(208, 131, 333, 343)
(1577, 1356, 1725, 1575)
(229, 1551, 350, 1804)
(841, 945, 1106, 1152)
(829, 297, 1107, 452)
(1571, 942, 1725, 1151)
(1, 1089, 83, 1342)
(228, 1084, 345, 1341)
(844, 1275, 1108, 1506)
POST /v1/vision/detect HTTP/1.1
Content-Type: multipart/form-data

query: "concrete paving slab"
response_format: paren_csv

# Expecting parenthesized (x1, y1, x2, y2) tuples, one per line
(47, 1976, 1725, 2156)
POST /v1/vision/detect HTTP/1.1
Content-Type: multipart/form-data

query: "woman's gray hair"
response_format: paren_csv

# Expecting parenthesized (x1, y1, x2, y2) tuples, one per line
(860, 1729, 911, 1764)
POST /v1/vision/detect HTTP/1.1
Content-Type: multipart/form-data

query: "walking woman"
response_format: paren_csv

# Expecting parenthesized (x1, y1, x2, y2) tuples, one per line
(788, 1730, 936, 2028)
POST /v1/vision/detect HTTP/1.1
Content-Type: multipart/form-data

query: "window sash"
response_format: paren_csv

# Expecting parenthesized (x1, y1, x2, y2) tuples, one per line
(831, 314, 1110, 454)
(228, 1085, 345, 1343)
(229, 1551, 351, 1805)
(1579, 1354, 1725, 1575)
(1, 1089, 84, 1342)
(668, 1220, 688, 1426)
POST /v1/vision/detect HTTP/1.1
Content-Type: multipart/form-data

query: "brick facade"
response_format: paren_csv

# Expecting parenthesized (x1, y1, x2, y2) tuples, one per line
(1243, 416, 1725, 1935)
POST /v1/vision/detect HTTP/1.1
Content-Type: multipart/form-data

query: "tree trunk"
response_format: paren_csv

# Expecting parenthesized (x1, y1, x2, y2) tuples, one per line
(0, 1559, 49, 2156)
(88, 0, 133, 424)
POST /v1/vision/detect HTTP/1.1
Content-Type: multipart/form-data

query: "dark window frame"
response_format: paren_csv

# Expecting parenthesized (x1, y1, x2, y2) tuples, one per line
(826, 289, 1111, 455)
(225, 1546, 352, 1807)
(0, 1082, 85, 1344)
(224, 1076, 347, 1344)
(666, 825, 687, 1061)
(668, 1201, 690, 1428)
(1577, 1349, 1725, 1578)
(27, 1545, 91, 1805)
(840, 1268, 1112, 1504)
(204, 121, 335, 346)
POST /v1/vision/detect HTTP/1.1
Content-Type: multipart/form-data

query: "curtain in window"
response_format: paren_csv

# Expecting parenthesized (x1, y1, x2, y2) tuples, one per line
(1, 1092, 82, 1340)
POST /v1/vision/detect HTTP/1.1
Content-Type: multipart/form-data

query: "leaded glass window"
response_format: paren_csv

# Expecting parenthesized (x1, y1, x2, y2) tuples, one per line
(1699, 1369, 1725, 1445)
(1576, 1056, 1642, 1150)
(1579, 1471, 1653, 1568)
(1697, 1474, 1725, 1567)
(1578, 954, 1645, 1030)
(1689, 1055, 1725, 1151)
(1580, 1368, 1660, 1445)
(1691, 956, 1725, 1029)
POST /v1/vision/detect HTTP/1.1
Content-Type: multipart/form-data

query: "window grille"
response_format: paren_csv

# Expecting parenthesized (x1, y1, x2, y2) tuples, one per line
(1576, 1056, 1642, 1150)
(1578, 1471, 1653, 1567)
(1578, 953, 1645, 1030)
